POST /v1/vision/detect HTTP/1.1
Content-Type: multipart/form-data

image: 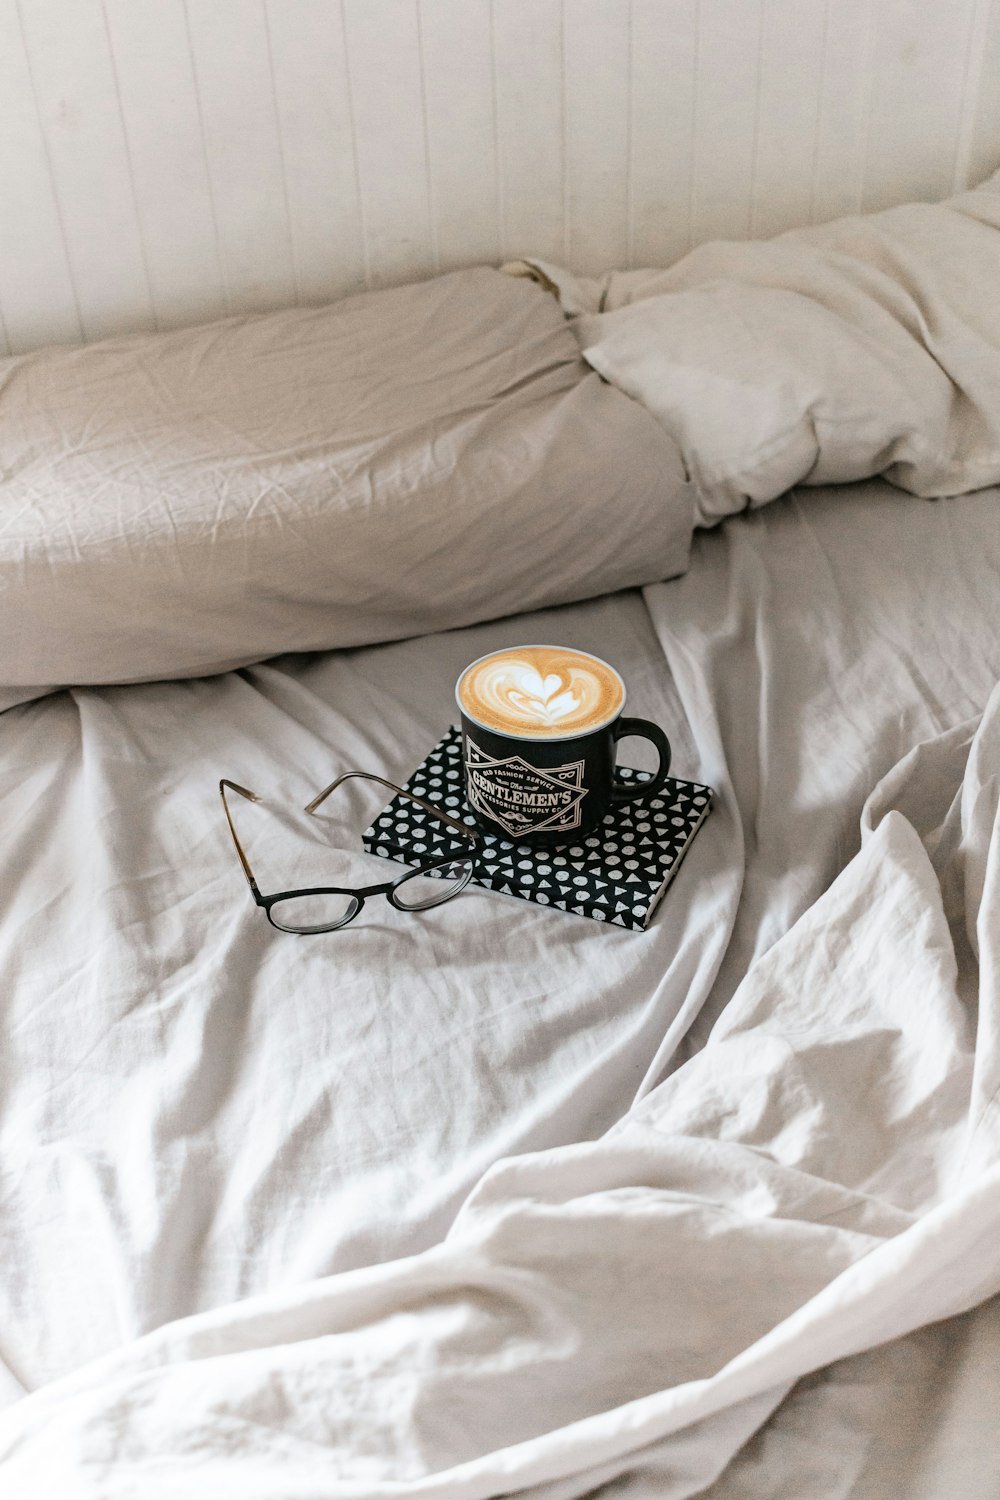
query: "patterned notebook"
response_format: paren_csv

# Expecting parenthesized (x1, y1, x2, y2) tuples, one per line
(363, 727, 712, 930)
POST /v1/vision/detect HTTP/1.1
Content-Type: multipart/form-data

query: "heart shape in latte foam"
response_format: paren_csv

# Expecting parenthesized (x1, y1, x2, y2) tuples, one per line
(506, 667, 580, 724)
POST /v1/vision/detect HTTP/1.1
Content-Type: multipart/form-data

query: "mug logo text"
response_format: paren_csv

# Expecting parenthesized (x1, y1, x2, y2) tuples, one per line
(465, 740, 586, 838)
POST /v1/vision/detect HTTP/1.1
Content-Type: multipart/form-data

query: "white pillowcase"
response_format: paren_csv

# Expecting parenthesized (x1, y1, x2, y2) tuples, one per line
(0, 268, 691, 709)
(513, 170, 1000, 525)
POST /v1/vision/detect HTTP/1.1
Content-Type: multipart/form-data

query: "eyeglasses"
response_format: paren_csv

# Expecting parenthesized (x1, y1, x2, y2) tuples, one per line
(219, 771, 480, 933)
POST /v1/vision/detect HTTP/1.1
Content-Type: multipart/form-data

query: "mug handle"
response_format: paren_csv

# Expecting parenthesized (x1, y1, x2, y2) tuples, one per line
(610, 717, 672, 806)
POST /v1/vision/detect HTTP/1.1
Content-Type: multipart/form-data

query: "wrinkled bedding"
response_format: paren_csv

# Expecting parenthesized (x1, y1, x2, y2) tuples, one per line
(0, 267, 689, 711)
(2, 474, 999, 1494)
(511, 168, 1000, 525)
(0, 588, 737, 1398)
(6, 692, 1000, 1498)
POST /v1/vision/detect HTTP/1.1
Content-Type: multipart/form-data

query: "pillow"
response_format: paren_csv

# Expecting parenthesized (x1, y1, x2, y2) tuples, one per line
(510, 169, 1000, 525)
(0, 268, 691, 709)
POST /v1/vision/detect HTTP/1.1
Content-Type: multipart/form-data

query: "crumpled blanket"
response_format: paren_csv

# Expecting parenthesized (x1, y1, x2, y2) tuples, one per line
(3, 675, 998, 1497)
(507, 168, 1000, 527)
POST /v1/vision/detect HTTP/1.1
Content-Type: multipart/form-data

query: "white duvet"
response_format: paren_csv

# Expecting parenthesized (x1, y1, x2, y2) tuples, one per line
(2, 476, 1000, 1495)
(511, 168, 1000, 528)
(3, 642, 1000, 1497)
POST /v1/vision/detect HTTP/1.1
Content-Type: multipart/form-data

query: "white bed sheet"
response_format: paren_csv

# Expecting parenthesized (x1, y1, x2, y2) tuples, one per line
(1, 477, 1000, 1493)
(651, 477, 1000, 1063)
(0, 591, 738, 1397)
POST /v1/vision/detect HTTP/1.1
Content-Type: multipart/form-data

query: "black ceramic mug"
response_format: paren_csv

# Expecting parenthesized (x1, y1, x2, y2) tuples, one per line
(455, 645, 672, 847)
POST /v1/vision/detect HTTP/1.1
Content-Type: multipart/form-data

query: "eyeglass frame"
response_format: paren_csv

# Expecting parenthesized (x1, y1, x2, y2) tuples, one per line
(219, 770, 482, 933)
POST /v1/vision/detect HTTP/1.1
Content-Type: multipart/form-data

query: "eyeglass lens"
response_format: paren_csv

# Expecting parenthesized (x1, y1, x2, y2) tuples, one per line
(268, 891, 360, 932)
(390, 857, 475, 911)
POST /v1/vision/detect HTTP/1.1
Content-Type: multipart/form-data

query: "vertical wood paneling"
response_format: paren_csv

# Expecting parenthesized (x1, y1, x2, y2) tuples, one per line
(689, 0, 766, 244)
(341, 0, 434, 289)
(264, 0, 366, 304)
(749, 0, 829, 238)
(0, 0, 81, 351)
(955, 0, 999, 190)
(809, 0, 874, 221)
(969, 13, 1000, 188)
(629, 0, 698, 266)
(491, 0, 565, 263)
(102, 0, 226, 331)
(418, 0, 500, 271)
(563, 0, 631, 273)
(184, 0, 296, 312)
(862, 0, 980, 211)
(4, 0, 1000, 350)
(15, 0, 154, 342)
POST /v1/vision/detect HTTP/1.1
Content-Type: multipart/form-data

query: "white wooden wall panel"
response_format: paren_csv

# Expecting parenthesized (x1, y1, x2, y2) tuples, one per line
(184, 0, 296, 313)
(628, 0, 697, 265)
(563, 0, 632, 274)
(2, 0, 1000, 352)
(102, 0, 226, 331)
(418, 0, 500, 272)
(492, 0, 565, 264)
(808, 0, 876, 223)
(0, 0, 82, 351)
(341, 0, 434, 288)
(749, 0, 830, 240)
(968, 0, 1000, 188)
(862, 0, 981, 211)
(954, 0, 995, 192)
(689, 0, 765, 245)
(14, 0, 154, 342)
(265, 0, 366, 303)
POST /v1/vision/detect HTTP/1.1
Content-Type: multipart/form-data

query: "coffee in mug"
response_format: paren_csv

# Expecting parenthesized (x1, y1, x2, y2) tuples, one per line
(456, 645, 672, 846)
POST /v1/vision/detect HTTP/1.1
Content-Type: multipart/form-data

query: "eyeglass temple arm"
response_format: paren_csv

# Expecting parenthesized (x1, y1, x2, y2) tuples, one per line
(304, 770, 475, 841)
(219, 779, 262, 895)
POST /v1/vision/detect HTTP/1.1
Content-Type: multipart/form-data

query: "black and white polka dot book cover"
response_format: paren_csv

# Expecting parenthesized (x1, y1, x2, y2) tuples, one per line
(363, 727, 712, 930)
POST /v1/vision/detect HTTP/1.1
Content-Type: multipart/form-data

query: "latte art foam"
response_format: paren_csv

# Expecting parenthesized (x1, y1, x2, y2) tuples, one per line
(458, 646, 625, 738)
